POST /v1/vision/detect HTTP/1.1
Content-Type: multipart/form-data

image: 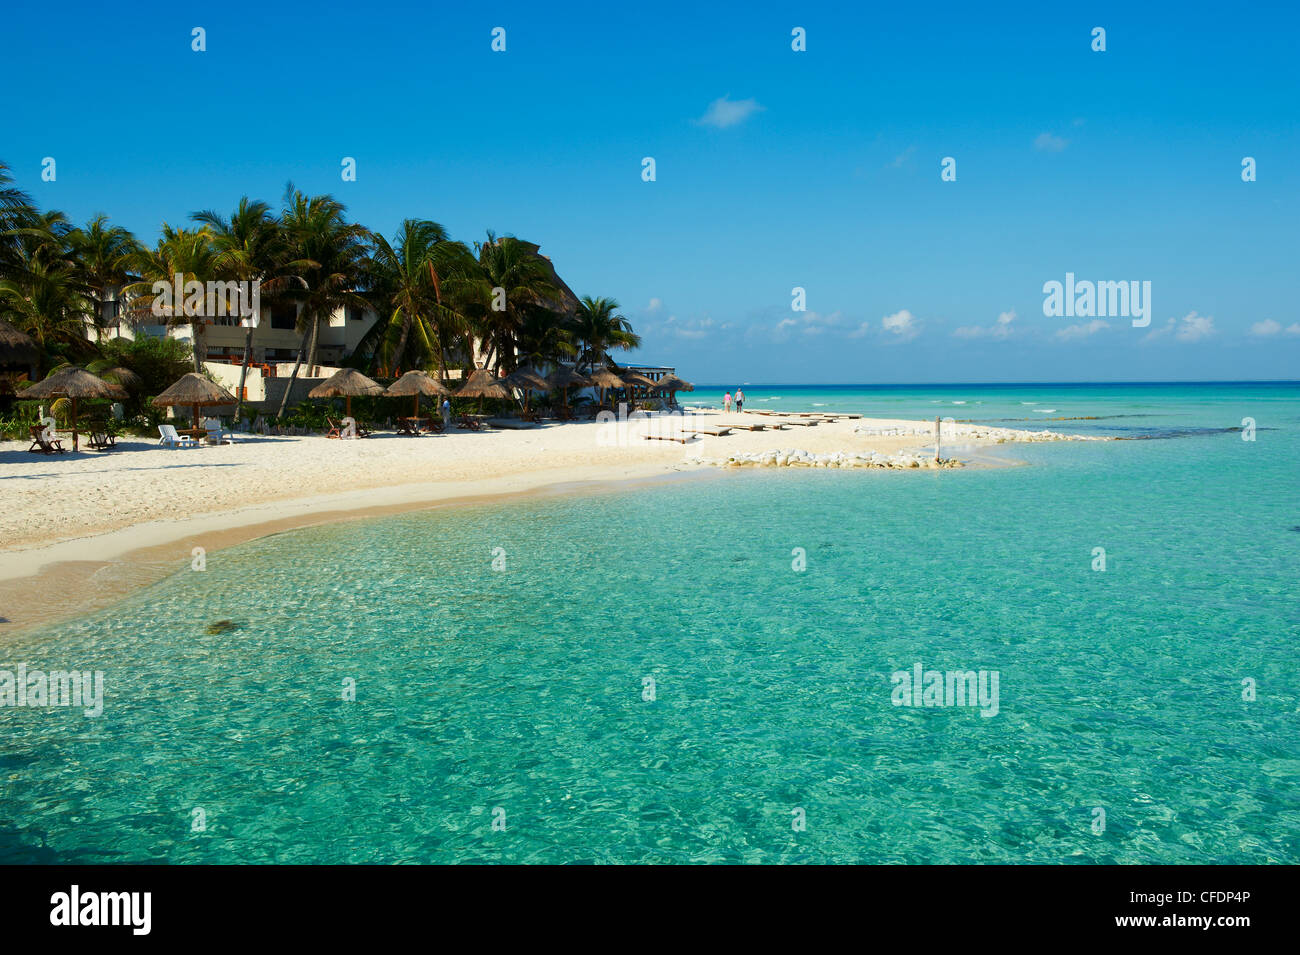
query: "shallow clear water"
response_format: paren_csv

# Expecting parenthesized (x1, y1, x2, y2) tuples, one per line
(2, 383, 1297, 863)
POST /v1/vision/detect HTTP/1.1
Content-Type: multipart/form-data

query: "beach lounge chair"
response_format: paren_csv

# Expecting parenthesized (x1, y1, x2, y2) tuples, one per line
(202, 418, 234, 444)
(28, 424, 66, 454)
(85, 427, 116, 450)
(457, 414, 482, 431)
(643, 433, 694, 444)
(158, 424, 197, 449)
(326, 416, 371, 439)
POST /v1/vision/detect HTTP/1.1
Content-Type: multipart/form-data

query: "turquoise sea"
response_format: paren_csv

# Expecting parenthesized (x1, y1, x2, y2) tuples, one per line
(2, 382, 1297, 863)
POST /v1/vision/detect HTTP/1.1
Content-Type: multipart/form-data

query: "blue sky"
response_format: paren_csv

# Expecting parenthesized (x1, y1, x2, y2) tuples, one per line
(5, 0, 1297, 383)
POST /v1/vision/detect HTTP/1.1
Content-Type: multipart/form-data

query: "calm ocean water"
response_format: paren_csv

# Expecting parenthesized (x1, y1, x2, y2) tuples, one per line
(2, 382, 1297, 863)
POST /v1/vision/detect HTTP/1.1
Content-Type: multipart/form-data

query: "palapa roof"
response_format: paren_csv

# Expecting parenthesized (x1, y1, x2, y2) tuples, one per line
(617, 368, 658, 389)
(504, 367, 551, 392)
(517, 241, 582, 317)
(308, 368, 385, 399)
(455, 367, 511, 399)
(0, 319, 37, 365)
(546, 366, 592, 389)
(586, 366, 625, 388)
(385, 370, 450, 397)
(21, 366, 128, 401)
(152, 372, 237, 407)
(655, 373, 694, 392)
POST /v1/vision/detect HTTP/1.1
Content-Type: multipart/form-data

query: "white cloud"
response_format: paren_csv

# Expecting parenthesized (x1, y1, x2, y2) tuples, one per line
(1056, 319, 1109, 340)
(891, 145, 917, 168)
(656, 314, 712, 340)
(1142, 311, 1216, 344)
(696, 95, 764, 129)
(881, 309, 919, 341)
(771, 310, 841, 342)
(1034, 132, 1068, 152)
(1249, 319, 1300, 337)
(954, 309, 1016, 339)
(647, 297, 662, 313)
(1175, 312, 1215, 342)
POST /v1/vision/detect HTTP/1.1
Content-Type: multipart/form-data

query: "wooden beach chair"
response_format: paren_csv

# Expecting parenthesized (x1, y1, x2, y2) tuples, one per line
(28, 424, 66, 454)
(644, 433, 694, 444)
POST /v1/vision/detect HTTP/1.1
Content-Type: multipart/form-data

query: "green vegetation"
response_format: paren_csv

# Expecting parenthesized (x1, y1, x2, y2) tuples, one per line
(1, 159, 643, 428)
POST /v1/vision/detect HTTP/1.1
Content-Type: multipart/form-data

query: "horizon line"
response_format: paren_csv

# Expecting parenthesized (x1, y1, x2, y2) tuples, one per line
(687, 379, 1300, 388)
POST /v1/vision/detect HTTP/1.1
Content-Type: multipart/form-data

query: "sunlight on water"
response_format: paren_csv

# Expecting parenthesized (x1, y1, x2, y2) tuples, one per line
(2, 384, 1296, 863)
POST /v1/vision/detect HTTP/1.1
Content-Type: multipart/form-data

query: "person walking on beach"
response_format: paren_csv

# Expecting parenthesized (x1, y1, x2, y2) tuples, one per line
(723, 391, 732, 413)
(735, 389, 745, 413)
(441, 397, 451, 431)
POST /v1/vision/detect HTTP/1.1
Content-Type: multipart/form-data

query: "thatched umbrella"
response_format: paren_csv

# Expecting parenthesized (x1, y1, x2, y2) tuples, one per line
(618, 369, 657, 390)
(307, 368, 384, 418)
(616, 368, 658, 408)
(21, 367, 128, 451)
(456, 367, 511, 414)
(385, 370, 449, 421)
(504, 366, 550, 411)
(0, 319, 37, 369)
(654, 373, 695, 405)
(586, 366, 624, 407)
(152, 373, 237, 437)
(655, 373, 694, 393)
(545, 366, 592, 409)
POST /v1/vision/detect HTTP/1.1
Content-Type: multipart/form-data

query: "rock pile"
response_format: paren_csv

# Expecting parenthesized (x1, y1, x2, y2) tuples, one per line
(690, 449, 963, 470)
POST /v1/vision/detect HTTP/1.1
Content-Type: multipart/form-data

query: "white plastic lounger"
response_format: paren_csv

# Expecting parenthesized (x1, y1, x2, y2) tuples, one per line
(202, 418, 235, 444)
(158, 424, 197, 449)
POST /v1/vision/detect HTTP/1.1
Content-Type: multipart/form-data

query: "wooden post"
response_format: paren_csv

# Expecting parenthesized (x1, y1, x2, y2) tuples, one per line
(934, 416, 940, 462)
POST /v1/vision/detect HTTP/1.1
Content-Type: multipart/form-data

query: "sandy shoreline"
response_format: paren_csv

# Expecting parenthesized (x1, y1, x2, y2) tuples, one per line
(0, 412, 1086, 634)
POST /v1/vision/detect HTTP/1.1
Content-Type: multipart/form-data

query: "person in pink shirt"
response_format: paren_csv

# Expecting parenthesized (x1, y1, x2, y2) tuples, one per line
(723, 391, 732, 413)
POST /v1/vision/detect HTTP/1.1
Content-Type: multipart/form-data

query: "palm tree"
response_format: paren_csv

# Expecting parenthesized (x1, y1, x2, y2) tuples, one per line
(68, 214, 141, 341)
(125, 225, 220, 371)
(360, 218, 470, 378)
(0, 161, 40, 281)
(0, 210, 95, 366)
(454, 231, 561, 375)
(573, 295, 640, 371)
(193, 198, 296, 419)
(516, 307, 577, 370)
(274, 189, 371, 418)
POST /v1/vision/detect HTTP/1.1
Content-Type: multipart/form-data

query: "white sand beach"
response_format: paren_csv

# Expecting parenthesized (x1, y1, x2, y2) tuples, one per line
(0, 412, 1090, 630)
